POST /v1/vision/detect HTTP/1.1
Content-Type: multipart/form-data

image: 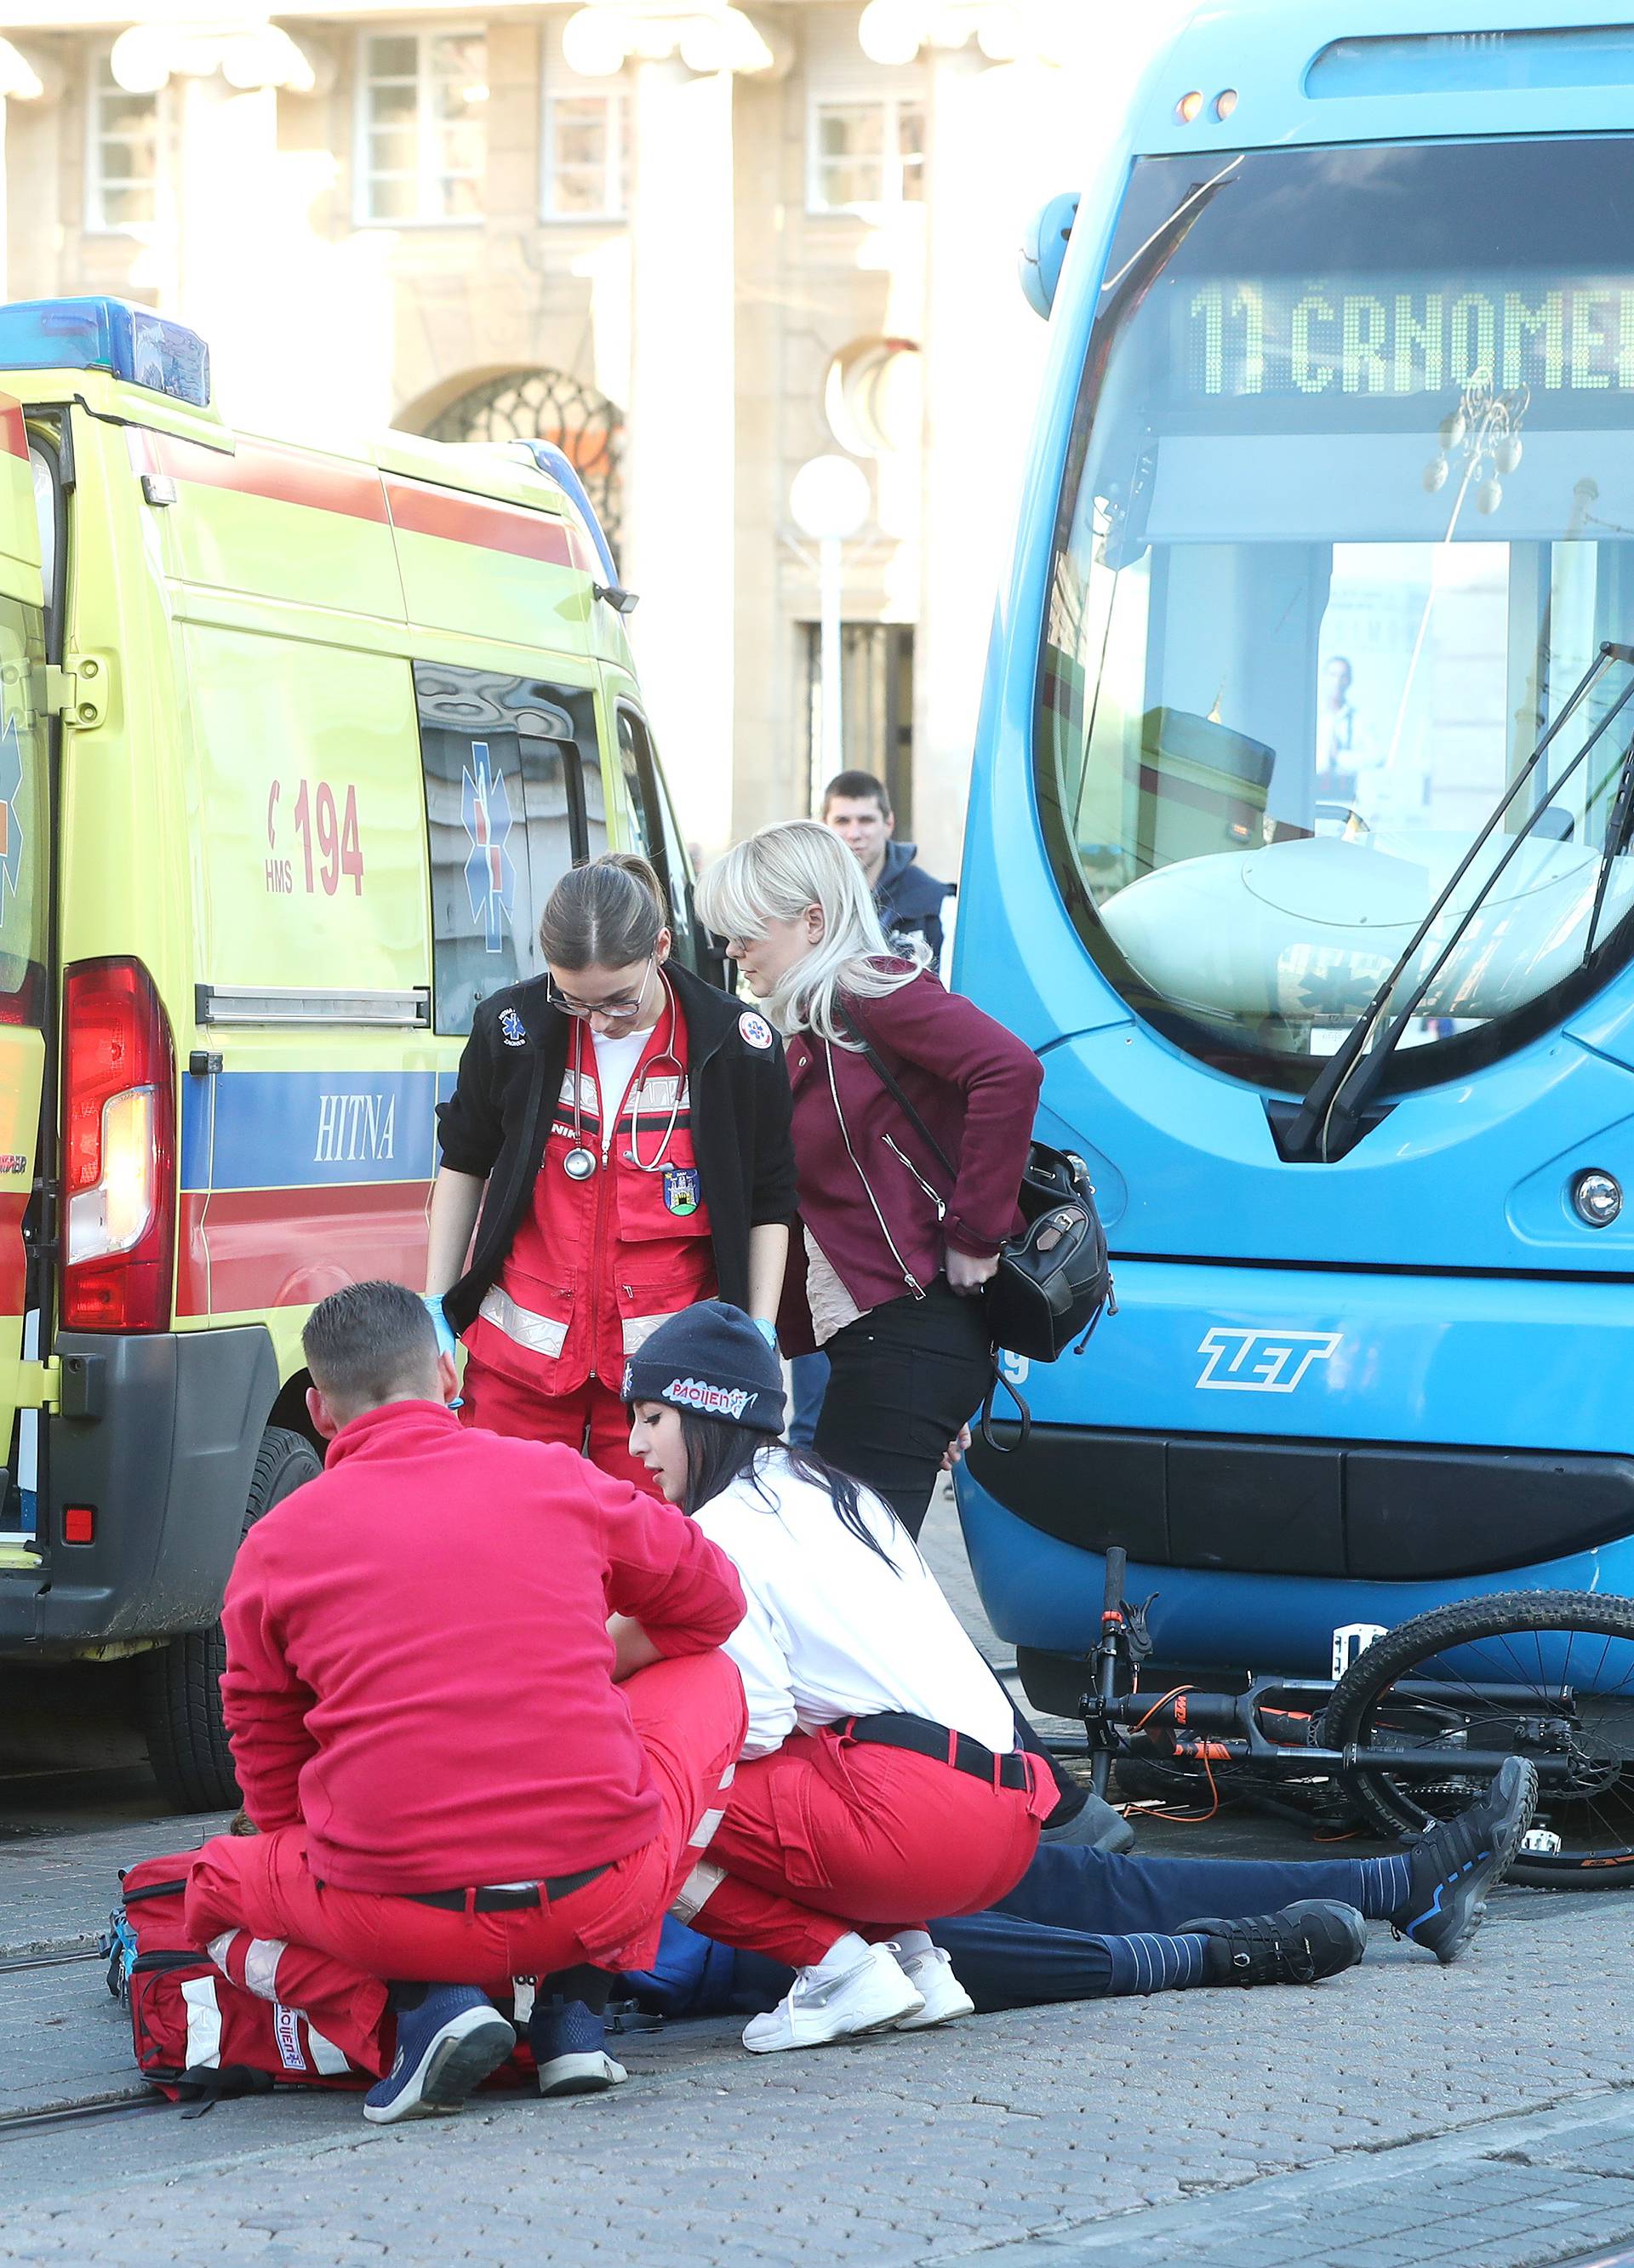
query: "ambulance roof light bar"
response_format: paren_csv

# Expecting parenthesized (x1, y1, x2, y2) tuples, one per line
(0, 297, 211, 408)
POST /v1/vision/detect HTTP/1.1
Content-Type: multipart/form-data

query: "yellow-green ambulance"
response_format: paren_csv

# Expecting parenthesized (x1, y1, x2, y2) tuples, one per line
(0, 297, 700, 1807)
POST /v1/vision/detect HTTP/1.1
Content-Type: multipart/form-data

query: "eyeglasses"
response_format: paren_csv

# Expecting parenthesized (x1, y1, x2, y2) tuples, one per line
(546, 958, 654, 1022)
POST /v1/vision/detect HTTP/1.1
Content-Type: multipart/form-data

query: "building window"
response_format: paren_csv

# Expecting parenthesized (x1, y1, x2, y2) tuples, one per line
(808, 97, 925, 214)
(88, 50, 163, 233)
(357, 27, 488, 225)
(543, 89, 626, 220)
(803, 623, 916, 827)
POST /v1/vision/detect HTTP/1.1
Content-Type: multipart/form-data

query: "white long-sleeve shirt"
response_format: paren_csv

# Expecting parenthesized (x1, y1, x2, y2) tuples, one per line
(694, 1448, 1016, 1760)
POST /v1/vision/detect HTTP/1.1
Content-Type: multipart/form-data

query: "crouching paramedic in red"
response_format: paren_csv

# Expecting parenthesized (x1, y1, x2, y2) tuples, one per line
(184, 1279, 747, 2126)
(616, 1303, 1055, 2055)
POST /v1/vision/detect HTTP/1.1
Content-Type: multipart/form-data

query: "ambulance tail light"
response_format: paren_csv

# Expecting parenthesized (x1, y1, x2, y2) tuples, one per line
(60, 959, 176, 1333)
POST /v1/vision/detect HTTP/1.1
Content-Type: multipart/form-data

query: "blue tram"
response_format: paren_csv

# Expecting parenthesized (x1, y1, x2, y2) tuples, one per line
(953, 1, 1634, 1711)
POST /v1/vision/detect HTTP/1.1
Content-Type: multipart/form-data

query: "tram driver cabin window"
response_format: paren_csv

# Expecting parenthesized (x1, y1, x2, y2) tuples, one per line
(414, 663, 599, 1037)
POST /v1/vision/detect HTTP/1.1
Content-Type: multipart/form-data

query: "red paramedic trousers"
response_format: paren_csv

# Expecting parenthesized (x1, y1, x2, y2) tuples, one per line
(680, 1726, 1052, 1969)
(460, 1362, 660, 1497)
(185, 1651, 746, 2066)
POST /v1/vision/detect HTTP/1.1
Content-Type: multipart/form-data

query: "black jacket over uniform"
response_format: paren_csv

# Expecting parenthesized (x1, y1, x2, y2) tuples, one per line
(434, 963, 798, 1335)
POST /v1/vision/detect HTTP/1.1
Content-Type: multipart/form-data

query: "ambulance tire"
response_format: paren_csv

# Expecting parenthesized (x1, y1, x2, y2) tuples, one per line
(140, 1425, 323, 1814)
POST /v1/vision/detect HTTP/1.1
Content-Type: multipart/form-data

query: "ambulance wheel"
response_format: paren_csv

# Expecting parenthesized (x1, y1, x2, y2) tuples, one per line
(140, 1425, 322, 1814)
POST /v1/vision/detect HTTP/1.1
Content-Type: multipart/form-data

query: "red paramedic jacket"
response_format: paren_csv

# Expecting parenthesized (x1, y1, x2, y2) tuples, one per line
(220, 1400, 746, 1895)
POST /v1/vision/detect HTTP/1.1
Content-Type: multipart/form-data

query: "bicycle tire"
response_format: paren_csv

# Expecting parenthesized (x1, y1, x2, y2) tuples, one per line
(1318, 1588, 1634, 1888)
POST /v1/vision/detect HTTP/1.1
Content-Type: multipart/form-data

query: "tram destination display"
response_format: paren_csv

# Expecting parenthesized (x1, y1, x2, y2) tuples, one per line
(1177, 273, 1634, 403)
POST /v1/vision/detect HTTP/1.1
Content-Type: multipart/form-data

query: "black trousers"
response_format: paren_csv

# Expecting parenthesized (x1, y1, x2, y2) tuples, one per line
(812, 1275, 1084, 1825)
(811, 1276, 992, 1542)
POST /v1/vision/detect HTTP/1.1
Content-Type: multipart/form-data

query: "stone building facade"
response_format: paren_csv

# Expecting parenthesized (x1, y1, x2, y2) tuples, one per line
(0, 3, 1103, 871)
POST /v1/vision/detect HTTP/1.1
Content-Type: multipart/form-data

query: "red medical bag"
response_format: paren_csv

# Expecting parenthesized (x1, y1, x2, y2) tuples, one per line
(106, 1853, 383, 2106)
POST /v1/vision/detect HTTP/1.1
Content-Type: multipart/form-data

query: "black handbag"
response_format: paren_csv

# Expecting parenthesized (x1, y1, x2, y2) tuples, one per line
(839, 1012, 1115, 1397)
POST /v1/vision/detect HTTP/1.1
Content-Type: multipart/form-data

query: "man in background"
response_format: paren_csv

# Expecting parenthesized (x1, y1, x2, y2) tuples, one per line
(822, 769, 953, 968)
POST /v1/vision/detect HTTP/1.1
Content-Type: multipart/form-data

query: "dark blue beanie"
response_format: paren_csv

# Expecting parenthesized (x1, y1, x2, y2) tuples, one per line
(621, 1301, 785, 1434)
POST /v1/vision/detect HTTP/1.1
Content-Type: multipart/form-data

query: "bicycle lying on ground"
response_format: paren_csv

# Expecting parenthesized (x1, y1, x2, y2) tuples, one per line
(1079, 1550, 1634, 1889)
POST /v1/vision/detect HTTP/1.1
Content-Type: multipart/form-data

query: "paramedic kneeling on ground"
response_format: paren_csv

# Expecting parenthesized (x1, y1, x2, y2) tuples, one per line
(613, 1301, 1058, 2054)
(184, 1280, 748, 2126)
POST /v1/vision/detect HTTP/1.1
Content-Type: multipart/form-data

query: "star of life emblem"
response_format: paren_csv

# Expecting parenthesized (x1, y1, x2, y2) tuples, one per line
(461, 742, 516, 954)
(0, 714, 25, 912)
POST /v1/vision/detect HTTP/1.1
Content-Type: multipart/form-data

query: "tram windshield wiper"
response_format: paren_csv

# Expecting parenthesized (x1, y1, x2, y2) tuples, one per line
(1279, 641, 1634, 1164)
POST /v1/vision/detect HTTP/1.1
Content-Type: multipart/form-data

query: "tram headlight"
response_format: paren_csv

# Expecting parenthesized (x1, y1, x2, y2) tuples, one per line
(1176, 89, 1203, 123)
(1571, 1168, 1624, 1228)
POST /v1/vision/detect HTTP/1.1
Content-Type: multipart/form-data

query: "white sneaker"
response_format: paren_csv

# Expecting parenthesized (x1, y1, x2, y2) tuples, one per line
(742, 1942, 924, 2054)
(892, 1942, 975, 2030)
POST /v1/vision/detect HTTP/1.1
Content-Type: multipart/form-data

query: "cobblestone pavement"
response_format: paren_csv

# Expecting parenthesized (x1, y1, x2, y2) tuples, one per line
(3, 1492, 1633, 2266)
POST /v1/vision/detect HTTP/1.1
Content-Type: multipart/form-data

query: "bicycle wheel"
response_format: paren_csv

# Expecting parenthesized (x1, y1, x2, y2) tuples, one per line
(1318, 1589, 1634, 1888)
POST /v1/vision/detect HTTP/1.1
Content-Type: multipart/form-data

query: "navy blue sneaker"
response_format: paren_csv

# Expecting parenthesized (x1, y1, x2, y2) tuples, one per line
(529, 1995, 628, 2098)
(363, 1985, 516, 2125)
(1397, 1756, 1539, 1964)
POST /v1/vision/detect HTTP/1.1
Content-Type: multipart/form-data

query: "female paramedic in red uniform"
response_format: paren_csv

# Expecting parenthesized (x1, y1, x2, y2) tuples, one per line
(614, 1301, 1055, 2057)
(425, 855, 795, 1492)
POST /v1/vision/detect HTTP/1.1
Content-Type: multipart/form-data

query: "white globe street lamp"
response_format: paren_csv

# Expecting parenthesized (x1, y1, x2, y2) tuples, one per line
(790, 455, 871, 808)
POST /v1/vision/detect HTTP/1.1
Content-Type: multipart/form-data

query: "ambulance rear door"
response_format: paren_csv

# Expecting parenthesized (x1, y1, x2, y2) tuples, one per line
(0, 398, 55, 1568)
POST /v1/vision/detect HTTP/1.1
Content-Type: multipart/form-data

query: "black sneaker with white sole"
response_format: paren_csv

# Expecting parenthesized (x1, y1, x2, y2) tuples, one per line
(1395, 1755, 1539, 1964)
(1180, 1899, 1368, 1987)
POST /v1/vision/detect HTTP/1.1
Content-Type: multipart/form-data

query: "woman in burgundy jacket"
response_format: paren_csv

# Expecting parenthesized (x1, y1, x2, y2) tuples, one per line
(697, 820, 1042, 1540)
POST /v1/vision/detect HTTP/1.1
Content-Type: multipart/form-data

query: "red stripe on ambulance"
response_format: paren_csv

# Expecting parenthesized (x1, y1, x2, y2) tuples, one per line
(177, 1183, 431, 1318)
(0, 398, 26, 465)
(143, 431, 391, 523)
(133, 428, 598, 571)
(386, 476, 599, 572)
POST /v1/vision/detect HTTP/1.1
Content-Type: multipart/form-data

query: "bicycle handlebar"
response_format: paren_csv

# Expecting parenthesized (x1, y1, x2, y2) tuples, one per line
(1102, 1547, 1126, 1617)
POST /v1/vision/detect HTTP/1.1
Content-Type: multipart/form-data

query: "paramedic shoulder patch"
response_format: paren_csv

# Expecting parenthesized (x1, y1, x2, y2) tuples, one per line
(737, 1011, 774, 1051)
(499, 1007, 527, 1048)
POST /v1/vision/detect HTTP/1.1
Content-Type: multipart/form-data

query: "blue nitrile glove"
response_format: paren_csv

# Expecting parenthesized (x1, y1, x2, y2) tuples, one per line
(751, 1317, 778, 1351)
(423, 1293, 463, 1407)
(422, 1292, 459, 1362)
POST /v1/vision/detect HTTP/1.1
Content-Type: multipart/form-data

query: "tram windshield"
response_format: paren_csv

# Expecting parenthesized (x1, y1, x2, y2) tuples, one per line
(1037, 137, 1634, 1091)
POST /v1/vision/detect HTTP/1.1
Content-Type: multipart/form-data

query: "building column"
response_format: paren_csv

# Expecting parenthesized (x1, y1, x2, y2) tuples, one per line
(563, 5, 788, 849)
(860, 0, 1074, 880)
(107, 20, 330, 417)
(625, 53, 737, 847)
(0, 42, 57, 307)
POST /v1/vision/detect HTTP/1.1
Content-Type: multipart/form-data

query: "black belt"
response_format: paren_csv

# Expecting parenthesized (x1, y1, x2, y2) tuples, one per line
(842, 1711, 1032, 1792)
(407, 1862, 611, 1914)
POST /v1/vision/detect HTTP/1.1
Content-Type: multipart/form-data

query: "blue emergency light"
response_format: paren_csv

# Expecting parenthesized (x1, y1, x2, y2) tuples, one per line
(0, 297, 210, 408)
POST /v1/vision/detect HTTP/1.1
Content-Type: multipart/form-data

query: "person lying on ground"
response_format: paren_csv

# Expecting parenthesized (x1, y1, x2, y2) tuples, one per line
(596, 1304, 1492, 2073)
(184, 1277, 749, 2127)
(625, 1756, 1539, 2021)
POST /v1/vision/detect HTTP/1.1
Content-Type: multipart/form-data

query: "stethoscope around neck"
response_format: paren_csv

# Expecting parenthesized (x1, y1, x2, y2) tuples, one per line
(560, 968, 685, 1180)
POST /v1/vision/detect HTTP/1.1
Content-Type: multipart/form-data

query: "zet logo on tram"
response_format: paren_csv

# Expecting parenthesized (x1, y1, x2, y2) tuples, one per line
(1194, 1328, 1341, 1395)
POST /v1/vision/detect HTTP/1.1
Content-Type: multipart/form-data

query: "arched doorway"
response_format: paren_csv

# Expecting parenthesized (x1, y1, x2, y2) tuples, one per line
(421, 369, 625, 553)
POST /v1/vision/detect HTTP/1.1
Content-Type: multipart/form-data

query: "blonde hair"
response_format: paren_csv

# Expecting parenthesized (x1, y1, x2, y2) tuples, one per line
(696, 820, 923, 1043)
